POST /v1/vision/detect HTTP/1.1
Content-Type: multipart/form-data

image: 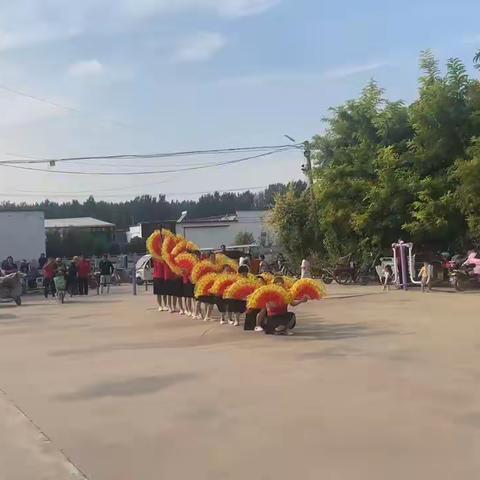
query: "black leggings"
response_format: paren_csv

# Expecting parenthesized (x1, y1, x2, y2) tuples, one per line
(44, 278, 56, 298)
(78, 278, 89, 295)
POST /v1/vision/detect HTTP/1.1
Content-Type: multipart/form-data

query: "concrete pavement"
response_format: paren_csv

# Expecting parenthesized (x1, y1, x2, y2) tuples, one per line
(0, 285, 480, 479)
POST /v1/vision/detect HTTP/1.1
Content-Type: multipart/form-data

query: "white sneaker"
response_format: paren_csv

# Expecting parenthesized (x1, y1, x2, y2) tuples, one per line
(220, 319, 227, 325)
(233, 320, 239, 327)
(254, 326, 264, 332)
(228, 320, 234, 325)
(179, 310, 185, 315)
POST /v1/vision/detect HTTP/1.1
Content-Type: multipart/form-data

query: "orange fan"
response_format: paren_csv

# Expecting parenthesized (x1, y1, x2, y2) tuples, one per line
(210, 273, 239, 297)
(224, 278, 259, 300)
(259, 272, 274, 283)
(146, 230, 163, 261)
(215, 253, 238, 272)
(282, 276, 296, 289)
(194, 273, 218, 297)
(174, 253, 198, 277)
(191, 260, 222, 284)
(185, 240, 199, 252)
(290, 278, 326, 301)
(247, 285, 292, 310)
(171, 240, 188, 257)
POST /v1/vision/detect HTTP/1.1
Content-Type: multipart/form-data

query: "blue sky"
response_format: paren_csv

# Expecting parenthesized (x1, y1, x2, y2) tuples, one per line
(1, 0, 479, 202)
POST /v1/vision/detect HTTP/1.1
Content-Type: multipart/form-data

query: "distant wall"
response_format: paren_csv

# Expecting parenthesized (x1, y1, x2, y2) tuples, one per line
(0, 211, 45, 262)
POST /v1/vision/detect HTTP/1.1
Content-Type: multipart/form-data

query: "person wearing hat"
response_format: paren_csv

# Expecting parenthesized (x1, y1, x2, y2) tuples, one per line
(67, 256, 79, 297)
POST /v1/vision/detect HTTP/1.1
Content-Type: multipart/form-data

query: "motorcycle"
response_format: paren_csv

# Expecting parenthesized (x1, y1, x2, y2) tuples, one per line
(332, 254, 358, 285)
(0, 272, 23, 305)
(450, 263, 480, 291)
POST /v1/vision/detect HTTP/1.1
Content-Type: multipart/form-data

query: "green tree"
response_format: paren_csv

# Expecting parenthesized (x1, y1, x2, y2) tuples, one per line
(233, 231, 255, 245)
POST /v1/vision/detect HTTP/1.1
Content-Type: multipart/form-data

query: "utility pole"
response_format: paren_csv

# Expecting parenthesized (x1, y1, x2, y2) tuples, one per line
(284, 135, 319, 246)
(301, 140, 319, 245)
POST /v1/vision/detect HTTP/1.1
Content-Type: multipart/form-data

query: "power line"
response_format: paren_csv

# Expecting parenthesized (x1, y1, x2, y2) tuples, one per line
(0, 82, 147, 132)
(0, 143, 301, 165)
(0, 149, 289, 176)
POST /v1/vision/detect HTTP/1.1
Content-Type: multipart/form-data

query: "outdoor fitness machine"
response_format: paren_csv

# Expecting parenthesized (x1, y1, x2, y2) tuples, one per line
(392, 241, 421, 290)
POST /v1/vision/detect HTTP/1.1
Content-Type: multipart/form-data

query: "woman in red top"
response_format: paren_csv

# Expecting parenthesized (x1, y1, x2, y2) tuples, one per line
(256, 276, 307, 335)
(153, 259, 167, 311)
(42, 258, 57, 298)
(163, 262, 178, 312)
(77, 256, 91, 296)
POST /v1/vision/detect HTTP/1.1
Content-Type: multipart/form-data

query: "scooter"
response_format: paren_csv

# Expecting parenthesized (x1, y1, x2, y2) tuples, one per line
(0, 272, 23, 305)
(450, 263, 480, 291)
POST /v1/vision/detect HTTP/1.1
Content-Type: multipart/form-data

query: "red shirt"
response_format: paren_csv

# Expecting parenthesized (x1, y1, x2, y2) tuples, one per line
(77, 260, 91, 278)
(153, 260, 164, 279)
(182, 273, 189, 284)
(266, 303, 288, 317)
(163, 264, 174, 281)
(43, 263, 55, 280)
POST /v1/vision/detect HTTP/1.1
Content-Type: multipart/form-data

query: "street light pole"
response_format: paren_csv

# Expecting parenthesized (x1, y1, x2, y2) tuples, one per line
(284, 135, 319, 245)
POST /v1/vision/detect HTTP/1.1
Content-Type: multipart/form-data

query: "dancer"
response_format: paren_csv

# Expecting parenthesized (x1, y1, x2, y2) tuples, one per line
(153, 258, 167, 311)
(227, 265, 250, 326)
(244, 276, 267, 330)
(255, 276, 307, 334)
(181, 267, 195, 316)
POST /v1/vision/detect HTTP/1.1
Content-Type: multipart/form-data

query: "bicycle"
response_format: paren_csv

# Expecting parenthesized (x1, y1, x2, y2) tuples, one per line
(53, 275, 67, 304)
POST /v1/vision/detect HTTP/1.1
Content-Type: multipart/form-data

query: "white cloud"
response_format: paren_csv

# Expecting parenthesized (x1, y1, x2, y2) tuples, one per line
(68, 59, 105, 77)
(0, 0, 280, 52)
(174, 32, 226, 62)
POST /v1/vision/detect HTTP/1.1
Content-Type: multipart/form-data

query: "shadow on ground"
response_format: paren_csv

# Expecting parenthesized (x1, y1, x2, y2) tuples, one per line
(55, 373, 198, 401)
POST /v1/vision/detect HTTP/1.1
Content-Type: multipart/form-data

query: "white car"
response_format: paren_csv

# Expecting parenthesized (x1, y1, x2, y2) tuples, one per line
(135, 255, 153, 285)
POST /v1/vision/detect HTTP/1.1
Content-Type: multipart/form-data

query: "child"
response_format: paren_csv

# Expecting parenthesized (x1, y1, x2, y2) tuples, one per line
(419, 261, 431, 293)
(255, 276, 307, 334)
(382, 264, 393, 292)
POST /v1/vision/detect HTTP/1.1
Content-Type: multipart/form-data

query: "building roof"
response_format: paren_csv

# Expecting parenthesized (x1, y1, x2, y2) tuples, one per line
(179, 213, 238, 224)
(45, 217, 115, 229)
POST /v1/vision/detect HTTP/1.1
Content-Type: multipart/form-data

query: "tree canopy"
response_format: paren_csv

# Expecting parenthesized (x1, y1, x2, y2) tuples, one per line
(271, 50, 480, 263)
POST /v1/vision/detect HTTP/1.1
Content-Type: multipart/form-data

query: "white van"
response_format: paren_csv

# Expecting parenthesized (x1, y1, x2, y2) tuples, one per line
(135, 254, 153, 285)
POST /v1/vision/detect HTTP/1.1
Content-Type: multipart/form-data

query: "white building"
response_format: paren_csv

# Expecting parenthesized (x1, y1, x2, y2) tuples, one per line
(176, 210, 275, 250)
(0, 210, 45, 262)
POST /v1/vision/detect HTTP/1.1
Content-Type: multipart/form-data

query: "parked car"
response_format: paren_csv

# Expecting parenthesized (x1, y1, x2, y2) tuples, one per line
(135, 255, 153, 286)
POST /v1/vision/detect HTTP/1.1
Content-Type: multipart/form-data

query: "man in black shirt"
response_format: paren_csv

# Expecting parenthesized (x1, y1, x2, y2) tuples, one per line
(99, 253, 115, 294)
(38, 253, 47, 269)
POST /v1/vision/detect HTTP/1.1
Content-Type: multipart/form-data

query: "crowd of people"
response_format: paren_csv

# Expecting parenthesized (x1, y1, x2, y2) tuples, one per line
(0, 253, 115, 299)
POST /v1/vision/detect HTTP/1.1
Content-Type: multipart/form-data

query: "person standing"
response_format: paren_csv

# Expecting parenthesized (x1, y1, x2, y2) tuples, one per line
(152, 259, 167, 311)
(99, 254, 115, 294)
(382, 265, 393, 292)
(67, 257, 79, 297)
(77, 256, 91, 295)
(1, 256, 18, 275)
(259, 254, 270, 274)
(300, 257, 311, 279)
(419, 261, 432, 293)
(38, 253, 47, 270)
(42, 258, 57, 298)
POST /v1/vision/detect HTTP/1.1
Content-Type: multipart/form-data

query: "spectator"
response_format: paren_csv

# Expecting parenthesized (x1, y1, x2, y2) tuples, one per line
(99, 253, 115, 294)
(42, 258, 57, 298)
(67, 257, 79, 297)
(1, 256, 18, 275)
(77, 256, 91, 296)
(20, 259, 30, 274)
(38, 253, 47, 269)
(300, 257, 311, 279)
(259, 254, 270, 274)
(419, 261, 432, 293)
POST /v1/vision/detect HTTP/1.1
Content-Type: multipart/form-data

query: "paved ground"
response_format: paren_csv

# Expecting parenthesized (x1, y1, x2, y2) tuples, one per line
(1, 284, 480, 479)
